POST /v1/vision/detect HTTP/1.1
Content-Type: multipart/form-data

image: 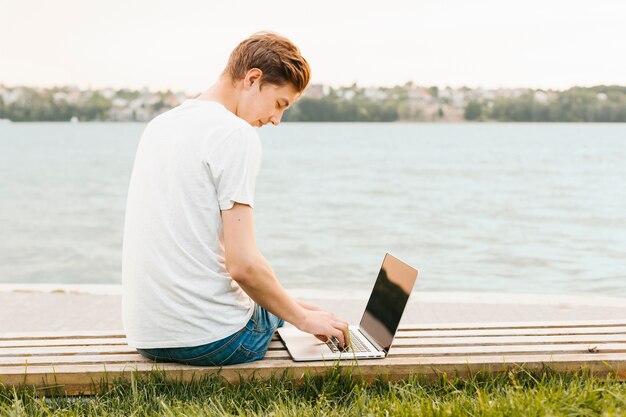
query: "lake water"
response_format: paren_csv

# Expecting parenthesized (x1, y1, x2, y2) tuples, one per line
(1, 122, 625, 296)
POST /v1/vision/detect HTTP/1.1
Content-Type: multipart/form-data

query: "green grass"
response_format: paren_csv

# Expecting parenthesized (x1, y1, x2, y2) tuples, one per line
(1, 367, 625, 416)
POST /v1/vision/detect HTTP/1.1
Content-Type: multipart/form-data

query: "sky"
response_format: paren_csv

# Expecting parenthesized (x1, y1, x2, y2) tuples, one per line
(1, 0, 625, 93)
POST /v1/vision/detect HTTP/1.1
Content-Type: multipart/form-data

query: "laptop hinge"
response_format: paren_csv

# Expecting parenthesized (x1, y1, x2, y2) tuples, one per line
(358, 327, 386, 353)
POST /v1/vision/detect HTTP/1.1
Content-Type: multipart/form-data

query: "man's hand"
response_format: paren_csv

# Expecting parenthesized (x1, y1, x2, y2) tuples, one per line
(295, 309, 350, 347)
(294, 300, 349, 346)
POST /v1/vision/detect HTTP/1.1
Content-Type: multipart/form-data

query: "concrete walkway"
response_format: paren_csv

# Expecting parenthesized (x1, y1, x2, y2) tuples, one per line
(2, 284, 626, 333)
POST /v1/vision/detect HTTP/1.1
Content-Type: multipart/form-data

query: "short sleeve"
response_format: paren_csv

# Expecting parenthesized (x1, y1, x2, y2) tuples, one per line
(206, 127, 262, 211)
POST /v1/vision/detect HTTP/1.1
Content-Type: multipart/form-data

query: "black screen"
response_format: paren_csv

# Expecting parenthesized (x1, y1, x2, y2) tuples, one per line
(359, 253, 418, 352)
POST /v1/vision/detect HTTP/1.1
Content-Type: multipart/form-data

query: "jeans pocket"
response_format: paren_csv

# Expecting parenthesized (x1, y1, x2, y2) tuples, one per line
(247, 305, 262, 332)
(179, 342, 259, 367)
(170, 328, 245, 364)
(248, 305, 275, 334)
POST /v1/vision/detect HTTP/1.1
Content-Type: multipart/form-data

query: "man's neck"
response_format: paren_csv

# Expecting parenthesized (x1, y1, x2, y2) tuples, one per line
(196, 77, 241, 116)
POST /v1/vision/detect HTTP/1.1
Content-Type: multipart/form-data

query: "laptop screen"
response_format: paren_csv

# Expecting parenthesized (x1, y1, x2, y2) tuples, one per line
(359, 253, 418, 352)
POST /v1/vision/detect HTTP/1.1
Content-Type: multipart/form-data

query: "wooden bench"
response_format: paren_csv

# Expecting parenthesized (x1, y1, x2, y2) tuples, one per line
(2, 319, 625, 396)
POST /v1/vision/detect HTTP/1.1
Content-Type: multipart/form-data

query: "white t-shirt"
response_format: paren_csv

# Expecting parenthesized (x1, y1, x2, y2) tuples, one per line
(122, 99, 261, 349)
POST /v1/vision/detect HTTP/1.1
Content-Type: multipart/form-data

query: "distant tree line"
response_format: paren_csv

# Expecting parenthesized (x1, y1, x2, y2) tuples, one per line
(464, 86, 626, 122)
(0, 87, 170, 122)
(2, 85, 626, 122)
(282, 96, 399, 122)
(0, 89, 113, 122)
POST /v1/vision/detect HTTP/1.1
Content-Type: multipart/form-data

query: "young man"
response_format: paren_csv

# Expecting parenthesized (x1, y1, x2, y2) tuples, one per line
(122, 32, 349, 367)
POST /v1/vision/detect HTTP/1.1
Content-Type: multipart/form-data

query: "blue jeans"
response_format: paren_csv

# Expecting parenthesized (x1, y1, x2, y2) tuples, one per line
(136, 304, 284, 366)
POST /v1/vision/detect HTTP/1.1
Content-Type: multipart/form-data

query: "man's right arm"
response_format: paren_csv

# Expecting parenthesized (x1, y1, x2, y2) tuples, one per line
(221, 202, 349, 347)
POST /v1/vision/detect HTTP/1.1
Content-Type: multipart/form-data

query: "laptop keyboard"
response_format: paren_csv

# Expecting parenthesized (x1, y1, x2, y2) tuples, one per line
(326, 330, 372, 353)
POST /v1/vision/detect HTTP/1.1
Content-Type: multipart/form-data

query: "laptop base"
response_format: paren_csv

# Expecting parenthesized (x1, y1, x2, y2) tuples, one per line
(277, 325, 386, 362)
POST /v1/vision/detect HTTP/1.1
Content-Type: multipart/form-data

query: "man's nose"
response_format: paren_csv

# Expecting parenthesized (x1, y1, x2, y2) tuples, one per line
(270, 111, 283, 126)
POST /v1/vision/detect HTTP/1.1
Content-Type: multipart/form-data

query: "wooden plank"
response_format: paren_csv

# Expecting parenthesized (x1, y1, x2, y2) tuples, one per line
(2, 319, 625, 342)
(3, 326, 625, 349)
(2, 352, 625, 395)
(1, 326, 623, 349)
(0, 331, 126, 341)
(396, 326, 626, 338)
(0, 338, 129, 348)
(0, 345, 138, 357)
(397, 319, 626, 330)
(18, 359, 626, 397)
(0, 341, 285, 357)
(0, 353, 150, 366)
(0, 332, 280, 342)
(384, 343, 626, 357)
(270, 333, 626, 350)
(5, 334, 612, 357)
(4, 341, 626, 366)
(387, 334, 626, 347)
(4, 333, 625, 357)
(1, 352, 625, 381)
(0, 352, 290, 367)
(11, 337, 265, 350)
(3, 342, 626, 367)
(0, 337, 279, 349)
(3, 352, 626, 376)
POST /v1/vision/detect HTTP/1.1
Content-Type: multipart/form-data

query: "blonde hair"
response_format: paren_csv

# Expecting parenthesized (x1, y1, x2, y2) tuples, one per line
(223, 31, 311, 93)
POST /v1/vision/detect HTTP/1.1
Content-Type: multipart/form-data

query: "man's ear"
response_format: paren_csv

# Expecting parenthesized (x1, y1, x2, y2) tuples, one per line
(244, 68, 263, 89)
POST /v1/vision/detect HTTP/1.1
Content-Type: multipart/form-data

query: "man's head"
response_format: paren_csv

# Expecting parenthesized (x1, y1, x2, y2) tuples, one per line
(222, 32, 311, 127)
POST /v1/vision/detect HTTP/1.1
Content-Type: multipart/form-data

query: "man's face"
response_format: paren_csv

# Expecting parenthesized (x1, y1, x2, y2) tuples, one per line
(238, 70, 300, 127)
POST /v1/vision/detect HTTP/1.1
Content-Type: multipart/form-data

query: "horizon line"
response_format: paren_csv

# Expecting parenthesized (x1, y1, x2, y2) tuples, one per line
(2, 81, 625, 95)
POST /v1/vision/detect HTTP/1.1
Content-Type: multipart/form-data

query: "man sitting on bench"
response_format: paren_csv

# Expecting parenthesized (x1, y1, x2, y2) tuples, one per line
(122, 32, 349, 367)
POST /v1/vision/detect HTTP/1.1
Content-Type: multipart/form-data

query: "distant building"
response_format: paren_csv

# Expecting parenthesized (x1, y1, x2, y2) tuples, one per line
(304, 84, 328, 99)
(340, 89, 355, 100)
(129, 98, 144, 110)
(534, 91, 549, 103)
(483, 89, 496, 100)
(3, 88, 23, 105)
(112, 98, 128, 108)
(363, 87, 386, 101)
(101, 88, 116, 100)
(52, 92, 69, 103)
(175, 92, 190, 104)
(407, 87, 431, 102)
(163, 94, 179, 107)
(451, 91, 466, 108)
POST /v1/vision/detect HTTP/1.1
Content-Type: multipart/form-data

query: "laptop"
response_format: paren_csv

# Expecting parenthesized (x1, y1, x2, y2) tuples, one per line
(277, 253, 418, 361)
